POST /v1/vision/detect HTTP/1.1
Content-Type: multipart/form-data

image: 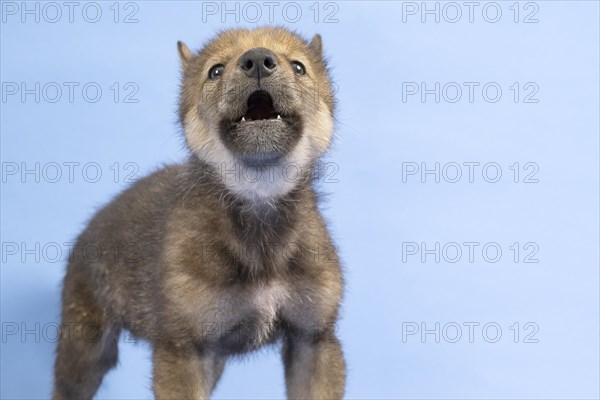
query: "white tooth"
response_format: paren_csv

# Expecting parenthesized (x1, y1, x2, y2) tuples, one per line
(277, 115, 281, 120)
(241, 117, 245, 122)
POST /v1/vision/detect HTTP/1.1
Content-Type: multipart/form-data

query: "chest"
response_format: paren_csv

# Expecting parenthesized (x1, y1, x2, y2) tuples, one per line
(196, 281, 294, 354)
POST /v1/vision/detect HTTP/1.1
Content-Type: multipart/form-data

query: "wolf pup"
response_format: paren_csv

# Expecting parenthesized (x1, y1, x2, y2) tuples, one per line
(53, 27, 345, 399)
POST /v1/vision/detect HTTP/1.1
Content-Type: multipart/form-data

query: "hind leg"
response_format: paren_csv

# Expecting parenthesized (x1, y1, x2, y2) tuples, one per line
(53, 270, 120, 400)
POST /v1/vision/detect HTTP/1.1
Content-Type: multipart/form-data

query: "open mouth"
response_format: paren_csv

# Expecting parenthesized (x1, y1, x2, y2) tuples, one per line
(233, 90, 291, 124)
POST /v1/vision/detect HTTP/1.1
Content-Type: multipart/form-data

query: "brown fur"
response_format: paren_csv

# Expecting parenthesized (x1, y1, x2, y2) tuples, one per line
(53, 27, 345, 399)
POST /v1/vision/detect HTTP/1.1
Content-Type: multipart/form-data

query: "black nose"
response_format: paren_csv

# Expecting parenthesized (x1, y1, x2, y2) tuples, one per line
(239, 48, 277, 79)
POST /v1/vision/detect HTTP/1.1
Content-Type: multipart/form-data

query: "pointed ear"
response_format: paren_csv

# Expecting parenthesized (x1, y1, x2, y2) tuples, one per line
(177, 41, 194, 67)
(309, 34, 323, 58)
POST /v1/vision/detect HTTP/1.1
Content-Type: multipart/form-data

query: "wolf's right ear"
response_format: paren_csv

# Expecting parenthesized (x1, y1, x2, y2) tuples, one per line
(177, 41, 194, 67)
(309, 34, 323, 58)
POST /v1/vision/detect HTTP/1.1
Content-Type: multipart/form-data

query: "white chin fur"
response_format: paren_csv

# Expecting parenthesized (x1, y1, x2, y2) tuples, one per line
(184, 110, 333, 202)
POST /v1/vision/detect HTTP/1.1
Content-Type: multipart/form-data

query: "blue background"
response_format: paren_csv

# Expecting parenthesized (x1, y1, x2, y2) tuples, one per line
(1, 1, 599, 398)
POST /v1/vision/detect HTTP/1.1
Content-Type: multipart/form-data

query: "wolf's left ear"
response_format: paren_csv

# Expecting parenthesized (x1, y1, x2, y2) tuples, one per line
(309, 34, 323, 58)
(177, 41, 194, 67)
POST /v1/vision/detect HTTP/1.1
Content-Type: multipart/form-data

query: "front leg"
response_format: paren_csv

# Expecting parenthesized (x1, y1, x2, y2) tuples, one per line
(282, 330, 346, 399)
(152, 343, 225, 399)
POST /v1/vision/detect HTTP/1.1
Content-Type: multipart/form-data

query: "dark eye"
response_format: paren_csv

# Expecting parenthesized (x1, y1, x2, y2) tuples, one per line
(291, 61, 306, 75)
(208, 64, 224, 80)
